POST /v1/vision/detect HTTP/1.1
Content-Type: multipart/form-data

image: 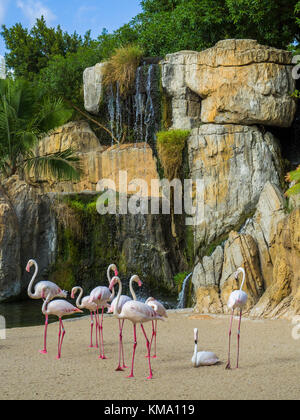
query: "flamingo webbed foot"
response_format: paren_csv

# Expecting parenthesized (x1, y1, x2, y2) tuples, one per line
(39, 349, 48, 355)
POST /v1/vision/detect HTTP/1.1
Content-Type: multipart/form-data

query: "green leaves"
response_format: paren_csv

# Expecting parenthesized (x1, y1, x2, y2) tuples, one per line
(0, 78, 79, 182)
(285, 166, 300, 197)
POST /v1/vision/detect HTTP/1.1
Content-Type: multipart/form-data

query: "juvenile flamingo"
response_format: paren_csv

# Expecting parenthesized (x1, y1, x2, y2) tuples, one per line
(108, 275, 142, 371)
(226, 267, 248, 370)
(26, 259, 67, 354)
(192, 328, 219, 367)
(42, 297, 83, 359)
(145, 297, 168, 358)
(109, 276, 165, 380)
(71, 286, 99, 348)
(88, 264, 118, 359)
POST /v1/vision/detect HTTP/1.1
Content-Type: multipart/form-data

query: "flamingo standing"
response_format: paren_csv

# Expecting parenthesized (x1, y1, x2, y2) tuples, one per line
(145, 297, 168, 358)
(71, 286, 99, 348)
(192, 328, 219, 367)
(88, 264, 118, 359)
(109, 276, 164, 380)
(42, 297, 83, 359)
(225, 267, 248, 370)
(26, 259, 68, 354)
(108, 275, 142, 371)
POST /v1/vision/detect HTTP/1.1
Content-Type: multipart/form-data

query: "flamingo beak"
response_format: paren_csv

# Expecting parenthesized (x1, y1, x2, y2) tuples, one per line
(26, 263, 30, 272)
(138, 280, 142, 287)
(114, 269, 118, 276)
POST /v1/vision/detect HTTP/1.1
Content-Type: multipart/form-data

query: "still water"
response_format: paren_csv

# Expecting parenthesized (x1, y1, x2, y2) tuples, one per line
(0, 293, 178, 329)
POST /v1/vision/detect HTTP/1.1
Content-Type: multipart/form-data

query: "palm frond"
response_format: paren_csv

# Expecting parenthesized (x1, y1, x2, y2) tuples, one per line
(23, 148, 81, 182)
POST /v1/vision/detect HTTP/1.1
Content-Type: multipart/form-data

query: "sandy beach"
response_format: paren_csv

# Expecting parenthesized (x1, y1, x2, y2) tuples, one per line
(0, 310, 299, 400)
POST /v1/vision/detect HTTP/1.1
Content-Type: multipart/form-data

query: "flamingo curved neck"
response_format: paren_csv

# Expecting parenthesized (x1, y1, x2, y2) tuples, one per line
(193, 342, 198, 367)
(239, 268, 246, 291)
(129, 277, 137, 301)
(113, 278, 123, 318)
(27, 260, 38, 298)
(107, 265, 115, 300)
(42, 298, 49, 315)
(75, 287, 84, 309)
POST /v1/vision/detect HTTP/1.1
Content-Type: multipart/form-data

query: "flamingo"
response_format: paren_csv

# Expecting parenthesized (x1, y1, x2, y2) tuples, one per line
(88, 264, 118, 360)
(109, 276, 165, 380)
(42, 297, 83, 359)
(192, 328, 219, 367)
(108, 275, 142, 371)
(26, 259, 68, 354)
(225, 267, 248, 370)
(145, 297, 168, 358)
(71, 286, 99, 348)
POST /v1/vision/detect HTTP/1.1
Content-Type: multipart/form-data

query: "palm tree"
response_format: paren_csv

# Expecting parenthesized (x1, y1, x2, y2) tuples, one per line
(0, 78, 80, 181)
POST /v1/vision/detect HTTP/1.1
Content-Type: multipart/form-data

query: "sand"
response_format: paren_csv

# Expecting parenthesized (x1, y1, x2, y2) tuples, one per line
(0, 310, 299, 400)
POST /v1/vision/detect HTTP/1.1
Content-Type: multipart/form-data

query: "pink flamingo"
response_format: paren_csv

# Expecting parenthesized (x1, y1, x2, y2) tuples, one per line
(41, 297, 83, 359)
(71, 286, 99, 348)
(226, 267, 248, 370)
(109, 276, 165, 380)
(88, 264, 118, 360)
(26, 259, 67, 354)
(145, 297, 168, 358)
(108, 275, 142, 371)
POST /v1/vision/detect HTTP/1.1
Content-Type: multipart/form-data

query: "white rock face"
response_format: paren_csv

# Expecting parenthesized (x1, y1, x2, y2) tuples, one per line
(188, 124, 282, 251)
(83, 62, 106, 115)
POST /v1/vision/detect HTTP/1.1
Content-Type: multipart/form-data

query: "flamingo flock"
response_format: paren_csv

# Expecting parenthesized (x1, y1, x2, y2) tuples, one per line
(26, 259, 249, 378)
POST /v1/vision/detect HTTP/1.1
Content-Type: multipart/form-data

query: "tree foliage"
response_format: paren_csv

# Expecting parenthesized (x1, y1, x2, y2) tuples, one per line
(0, 78, 80, 181)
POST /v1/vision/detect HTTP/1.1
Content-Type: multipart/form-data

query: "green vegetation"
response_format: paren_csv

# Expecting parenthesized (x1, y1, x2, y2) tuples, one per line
(0, 78, 79, 181)
(174, 271, 190, 291)
(157, 129, 191, 180)
(285, 166, 300, 197)
(102, 45, 144, 96)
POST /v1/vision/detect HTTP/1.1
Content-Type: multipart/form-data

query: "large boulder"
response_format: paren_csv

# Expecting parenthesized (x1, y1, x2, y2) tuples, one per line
(188, 124, 282, 251)
(83, 62, 106, 115)
(162, 39, 296, 128)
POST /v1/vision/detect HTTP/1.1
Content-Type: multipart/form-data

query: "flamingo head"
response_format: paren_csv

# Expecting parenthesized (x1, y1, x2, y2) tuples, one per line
(234, 267, 245, 280)
(110, 264, 118, 277)
(26, 259, 35, 272)
(109, 276, 119, 291)
(71, 288, 77, 299)
(132, 275, 142, 287)
(194, 328, 198, 343)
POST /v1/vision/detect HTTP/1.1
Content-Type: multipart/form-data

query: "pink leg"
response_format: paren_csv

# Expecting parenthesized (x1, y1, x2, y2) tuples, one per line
(116, 320, 124, 371)
(99, 306, 107, 360)
(94, 311, 99, 348)
(96, 308, 102, 357)
(127, 324, 137, 378)
(236, 310, 242, 369)
(121, 320, 128, 368)
(57, 318, 66, 360)
(141, 324, 153, 379)
(152, 320, 158, 359)
(147, 321, 155, 358)
(89, 312, 94, 348)
(226, 310, 234, 370)
(39, 315, 48, 354)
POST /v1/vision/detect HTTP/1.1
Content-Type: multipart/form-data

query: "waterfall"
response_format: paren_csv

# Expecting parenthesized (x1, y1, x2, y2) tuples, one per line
(177, 272, 193, 309)
(115, 83, 122, 143)
(134, 66, 144, 144)
(144, 64, 155, 145)
(108, 84, 115, 145)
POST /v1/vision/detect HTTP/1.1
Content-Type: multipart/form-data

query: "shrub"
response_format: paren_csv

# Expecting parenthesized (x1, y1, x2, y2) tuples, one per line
(157, 129, 191, 180)
(285, 166, 300, 197)
(102, 44, 144, 96)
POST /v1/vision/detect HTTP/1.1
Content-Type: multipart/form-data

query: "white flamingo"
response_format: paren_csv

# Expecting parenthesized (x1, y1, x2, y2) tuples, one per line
(26, 259, 67, 354)
(71, 286, 99, 348)
(109, 276, 165, 380)
(145, 297, 168, 358)
(88, 264, 118, 359)
(42, 297, 83, 359)
(192, 328, 219, 367)
(226, 267, 248, 370)
(108, 275, 142, 371)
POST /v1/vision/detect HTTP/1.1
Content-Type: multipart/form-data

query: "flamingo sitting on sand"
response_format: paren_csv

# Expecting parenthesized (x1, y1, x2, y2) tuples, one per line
(88, 264, 118, 360)
(71, 286, 99, 348)
(145, 297, 168, 358)
(109, 276, 165, 380)
(192, 328, 219, 367)
(42, 296, 83, 359)
(225, 267, 248, 370)
(108, 275, 142, 371)
(26, 259, 68, 354)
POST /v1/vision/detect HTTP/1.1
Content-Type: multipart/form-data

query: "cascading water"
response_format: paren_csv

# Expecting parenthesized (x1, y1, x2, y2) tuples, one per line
(177, 272, 193, 309)
(144, 64, 156, 145)
(108, 84, 115, 145)
(115, 83, 122, 143)
(134, 65, 144, 144)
